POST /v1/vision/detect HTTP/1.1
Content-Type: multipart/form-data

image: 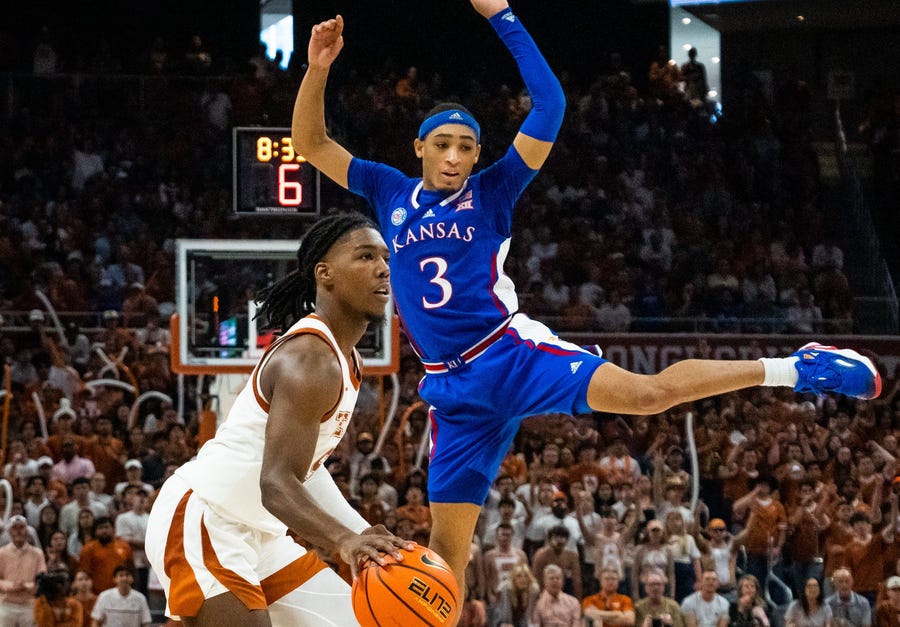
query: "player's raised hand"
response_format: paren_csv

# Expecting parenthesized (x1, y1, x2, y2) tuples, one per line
(469, 0, 510, 20)
(307, 15, 344, 70)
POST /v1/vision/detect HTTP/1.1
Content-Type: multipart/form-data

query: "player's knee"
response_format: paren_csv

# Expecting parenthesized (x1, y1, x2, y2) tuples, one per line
(632, 383, 674, 414)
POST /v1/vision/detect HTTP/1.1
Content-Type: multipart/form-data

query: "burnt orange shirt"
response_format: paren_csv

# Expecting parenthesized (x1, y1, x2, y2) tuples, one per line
(744, 499, 786, 555)
(875, 601, 900, 627)
(395, 504, 432, 530)
(846, 535, 887, 593)
(583, 591, 634, 612)
(78, 538, 134, 594)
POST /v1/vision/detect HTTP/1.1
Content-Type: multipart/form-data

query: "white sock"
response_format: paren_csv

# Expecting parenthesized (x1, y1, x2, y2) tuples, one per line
(758, 357, 800, 387)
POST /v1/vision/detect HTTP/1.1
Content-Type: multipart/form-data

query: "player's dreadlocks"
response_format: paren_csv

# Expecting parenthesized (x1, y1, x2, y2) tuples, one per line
(255, 211, 377, 331)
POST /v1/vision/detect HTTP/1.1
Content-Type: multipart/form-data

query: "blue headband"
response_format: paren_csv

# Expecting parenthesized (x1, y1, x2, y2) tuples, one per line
(417, 109, 481, 142)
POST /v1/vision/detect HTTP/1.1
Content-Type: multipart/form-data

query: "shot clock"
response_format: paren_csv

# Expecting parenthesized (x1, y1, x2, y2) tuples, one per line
(233, 127, 320, 215)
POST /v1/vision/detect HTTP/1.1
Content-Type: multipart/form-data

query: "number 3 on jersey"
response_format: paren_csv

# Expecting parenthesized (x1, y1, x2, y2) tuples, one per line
(420, 256, 452, 309)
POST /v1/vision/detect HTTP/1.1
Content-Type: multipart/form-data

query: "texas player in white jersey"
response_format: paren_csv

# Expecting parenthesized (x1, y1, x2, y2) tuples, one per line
(145, 213, 410, 627)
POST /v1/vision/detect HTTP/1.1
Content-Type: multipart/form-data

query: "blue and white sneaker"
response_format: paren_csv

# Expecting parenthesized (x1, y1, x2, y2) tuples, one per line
(792, 342, 882, 399)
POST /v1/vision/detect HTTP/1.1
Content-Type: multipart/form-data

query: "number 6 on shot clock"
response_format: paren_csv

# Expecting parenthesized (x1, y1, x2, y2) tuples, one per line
(232, 127, 321, 216)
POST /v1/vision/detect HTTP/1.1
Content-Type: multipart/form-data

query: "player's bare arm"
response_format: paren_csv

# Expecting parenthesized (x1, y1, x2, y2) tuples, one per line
(259, 335, 407, 575)
(292, 15, 354, 189)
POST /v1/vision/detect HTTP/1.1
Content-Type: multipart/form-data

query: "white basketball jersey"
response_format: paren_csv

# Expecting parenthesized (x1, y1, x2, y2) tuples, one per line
(175, 314, 361, 535)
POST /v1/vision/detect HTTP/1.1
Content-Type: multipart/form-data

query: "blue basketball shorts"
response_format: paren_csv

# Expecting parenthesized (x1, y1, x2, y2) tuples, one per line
(418, 313, 607, 505)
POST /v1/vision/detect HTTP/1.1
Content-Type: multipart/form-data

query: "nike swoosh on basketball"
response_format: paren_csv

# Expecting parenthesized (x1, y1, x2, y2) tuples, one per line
(421, 554, 450, 571)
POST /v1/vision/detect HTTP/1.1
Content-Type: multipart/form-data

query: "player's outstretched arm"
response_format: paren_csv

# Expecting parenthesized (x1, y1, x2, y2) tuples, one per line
(292, 15, 354, 189)
(473, 0, 565, 170)
(259, 336, 409, 576)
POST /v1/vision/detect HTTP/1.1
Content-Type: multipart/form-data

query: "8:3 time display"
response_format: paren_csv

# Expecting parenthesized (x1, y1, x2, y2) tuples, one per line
(233, 127, 320, 215)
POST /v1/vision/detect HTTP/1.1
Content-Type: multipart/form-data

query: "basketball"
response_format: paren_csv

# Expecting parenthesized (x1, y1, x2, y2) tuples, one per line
(352, 543, 460, 627)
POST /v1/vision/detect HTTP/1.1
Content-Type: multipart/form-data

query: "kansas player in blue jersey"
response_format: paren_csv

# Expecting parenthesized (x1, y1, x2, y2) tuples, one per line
(292, 0, 882, 602)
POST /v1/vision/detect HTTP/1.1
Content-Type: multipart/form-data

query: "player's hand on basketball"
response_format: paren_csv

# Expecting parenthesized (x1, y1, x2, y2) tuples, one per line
(469, 0, 510, 20)
(307, 15, 344, 70)
(342, 525, 413, 579)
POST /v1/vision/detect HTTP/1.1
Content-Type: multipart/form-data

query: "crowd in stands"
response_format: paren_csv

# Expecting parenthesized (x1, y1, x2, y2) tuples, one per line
(1, 29, 900, 627)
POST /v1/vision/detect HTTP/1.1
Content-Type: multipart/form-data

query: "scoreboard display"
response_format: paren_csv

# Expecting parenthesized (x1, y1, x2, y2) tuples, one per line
(232, 127, 320, 215)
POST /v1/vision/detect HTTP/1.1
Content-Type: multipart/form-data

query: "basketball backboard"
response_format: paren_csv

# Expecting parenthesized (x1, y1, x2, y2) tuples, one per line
(173, 239, 398, 375)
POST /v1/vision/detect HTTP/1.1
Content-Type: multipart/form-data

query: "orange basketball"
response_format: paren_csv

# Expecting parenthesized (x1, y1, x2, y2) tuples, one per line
(352, 543, 460, 627)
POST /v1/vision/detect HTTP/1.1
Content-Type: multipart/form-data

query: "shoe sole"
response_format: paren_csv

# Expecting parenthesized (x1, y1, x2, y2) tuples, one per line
(798, 342, 883, 399)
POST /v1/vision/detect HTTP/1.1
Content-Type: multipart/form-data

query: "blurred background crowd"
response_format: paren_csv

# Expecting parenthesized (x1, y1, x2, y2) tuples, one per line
(1, 4, 899, 626)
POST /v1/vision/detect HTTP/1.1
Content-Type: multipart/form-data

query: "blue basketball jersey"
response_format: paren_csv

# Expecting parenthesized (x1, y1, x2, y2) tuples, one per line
(348, 146, 537, 363)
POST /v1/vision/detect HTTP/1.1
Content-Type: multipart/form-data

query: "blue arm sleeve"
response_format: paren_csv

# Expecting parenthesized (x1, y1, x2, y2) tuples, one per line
(488, 9, 565, 142)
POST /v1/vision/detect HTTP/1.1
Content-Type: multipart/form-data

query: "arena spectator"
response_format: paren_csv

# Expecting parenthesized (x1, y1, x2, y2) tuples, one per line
(43, 529, 78, 581)
(728, 575, 771, 627)
(482, 474, 528, 541)
(393, 486, 431, 536)
(490, 562, 540, 627)
(483, 497, 527, 552)
(732, 477, 786, 587)
(52, 439, 96, 486)
(582, 567, 635, 626)
(77, 517, 133, 595)
(680, 48, 709, 106)
(91, 416, 127, 489)
(533, 563, 582, 626)
(67, 508, 96, 561)
(347, 432, 388, 489)
(703, 519, 737, 596)
(24, 475, 52, 529)
(59, 478, 107, 538)
(351, 473, 392, 527)
(71, 570, 96, 621)
(0, 515, 46, 625)
(366, 458, 398, 511)
(88, 475, 114, 515)
(114, 488, 149, 598)
(483, 523, 529, 606)
(875, 576, 900, 627)
(600, 440, 643, 488)
(845, 500, 898, 607)
(785, 578, 832, 627)
(33, 566, 82, 627)
(634, 569, 685, 627)
(112, 461, 154, 503)
(826, 568, 872, 627)
(35, 503, 61, 551)
(680, 570, 730, 627)
(89, 565, 150, 627)
(663, 511, 702, 603)
(531, 491, 583, 555)
(633, 521, 676, 599)
(785, 479, 831, 598)
(532, 526, 583, 600)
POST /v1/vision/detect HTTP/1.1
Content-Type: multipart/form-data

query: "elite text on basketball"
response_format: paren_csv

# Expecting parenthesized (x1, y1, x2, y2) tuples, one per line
(408, 576, 453, 622)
